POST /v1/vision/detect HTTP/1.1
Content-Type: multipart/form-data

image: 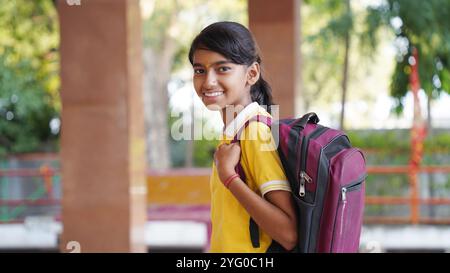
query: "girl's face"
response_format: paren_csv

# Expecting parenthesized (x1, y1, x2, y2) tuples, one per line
(192, 49, 257, 111)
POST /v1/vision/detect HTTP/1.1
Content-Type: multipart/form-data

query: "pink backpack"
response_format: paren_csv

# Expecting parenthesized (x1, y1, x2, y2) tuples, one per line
(232, 112, 367, 253)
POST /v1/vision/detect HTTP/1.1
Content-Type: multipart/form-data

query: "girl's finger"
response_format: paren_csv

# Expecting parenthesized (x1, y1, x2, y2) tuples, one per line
(230, 143, 240, 150)
(215, 145, 222, 153)
(217, 143, 227, 150)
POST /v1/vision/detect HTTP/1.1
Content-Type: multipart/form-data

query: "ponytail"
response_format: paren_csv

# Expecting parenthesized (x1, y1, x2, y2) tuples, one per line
(250, 55, 274, 114)
(250, 75, 274, 114)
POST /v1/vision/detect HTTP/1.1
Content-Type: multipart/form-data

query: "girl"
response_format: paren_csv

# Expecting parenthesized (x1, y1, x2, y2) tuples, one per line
(188, 21, 297, 252)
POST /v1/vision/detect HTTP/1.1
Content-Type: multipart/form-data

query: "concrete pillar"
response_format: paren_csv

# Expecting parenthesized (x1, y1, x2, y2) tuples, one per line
(248, 0, 302, 118)
(58, 0, 147, 252)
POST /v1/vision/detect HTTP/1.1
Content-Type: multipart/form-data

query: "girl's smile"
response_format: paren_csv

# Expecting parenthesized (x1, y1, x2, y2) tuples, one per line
(202, 90, 224, 102)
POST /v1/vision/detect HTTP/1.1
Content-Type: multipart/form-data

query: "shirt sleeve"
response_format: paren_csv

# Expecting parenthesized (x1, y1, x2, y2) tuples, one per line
(240, 121, 291, 197)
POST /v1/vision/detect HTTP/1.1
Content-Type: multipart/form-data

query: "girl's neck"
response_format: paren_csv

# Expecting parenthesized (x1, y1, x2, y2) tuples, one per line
(221, 101, 253, 129)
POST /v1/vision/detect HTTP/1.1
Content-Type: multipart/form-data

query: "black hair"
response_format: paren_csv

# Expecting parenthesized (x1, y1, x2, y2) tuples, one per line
(188, 21, 274, 113)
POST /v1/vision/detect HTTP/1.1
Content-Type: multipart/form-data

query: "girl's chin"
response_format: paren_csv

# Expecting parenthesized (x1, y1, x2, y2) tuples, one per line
(204, 103, 223, 111)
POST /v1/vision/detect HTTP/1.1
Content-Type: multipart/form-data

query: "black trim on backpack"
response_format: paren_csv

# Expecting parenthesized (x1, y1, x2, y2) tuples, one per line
(308, 149, 330, 252)
(323, 135, 352, 159)
(300, 126, 328, 204)
(249, 218, 260, 248)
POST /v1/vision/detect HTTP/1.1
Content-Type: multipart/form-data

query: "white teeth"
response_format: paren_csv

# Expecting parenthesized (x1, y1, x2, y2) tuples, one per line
(204, 92, 223, 97)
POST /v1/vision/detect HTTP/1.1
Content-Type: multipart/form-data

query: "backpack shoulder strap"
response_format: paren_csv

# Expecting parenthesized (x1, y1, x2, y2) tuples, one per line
(230, 114, 273, 181)
(294, 112, 319, 129)
(228, 114, 273, 249)
(230, 115, 272, 144)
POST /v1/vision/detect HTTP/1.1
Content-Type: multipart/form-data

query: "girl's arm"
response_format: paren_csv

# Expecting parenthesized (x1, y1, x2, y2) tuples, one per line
(215, 143, 298, 251)
(228, 177, 298, 250)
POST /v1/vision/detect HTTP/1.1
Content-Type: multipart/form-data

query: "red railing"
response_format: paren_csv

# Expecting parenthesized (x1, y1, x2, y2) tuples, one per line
(0, 165, 60, 223)
(365, 165, 450, 225)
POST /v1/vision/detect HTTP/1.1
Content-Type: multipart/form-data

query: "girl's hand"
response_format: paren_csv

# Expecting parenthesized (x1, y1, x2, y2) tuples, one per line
(214, 143, 241, 183)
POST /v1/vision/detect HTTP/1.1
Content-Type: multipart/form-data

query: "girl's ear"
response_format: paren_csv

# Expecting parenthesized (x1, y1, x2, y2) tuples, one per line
(246, 62, 260, 86)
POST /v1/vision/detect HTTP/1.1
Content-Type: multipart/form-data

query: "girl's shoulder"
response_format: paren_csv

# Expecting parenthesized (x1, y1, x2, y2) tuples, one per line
(240, 116, 276, 151)
(244, 107, 273, 135)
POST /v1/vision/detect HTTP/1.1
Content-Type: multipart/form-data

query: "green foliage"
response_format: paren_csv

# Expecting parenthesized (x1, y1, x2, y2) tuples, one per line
(194, 138, 218, 167)
(348, 130, 410, 152)
(168, 112, 218, 167)
(348, 129, 450, 155)
(0, 0, 60, 157)
(310, 0, 353, 42)
(423, 132, 450, 153)
(348, 129, 450, 167)
(366, 173, 410, 196)
(363, 0, 450, 112)
(390, 56, 410, 114)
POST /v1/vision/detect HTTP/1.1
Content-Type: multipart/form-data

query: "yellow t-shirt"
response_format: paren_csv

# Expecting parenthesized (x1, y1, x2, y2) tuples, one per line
(209, 103, 291, 253)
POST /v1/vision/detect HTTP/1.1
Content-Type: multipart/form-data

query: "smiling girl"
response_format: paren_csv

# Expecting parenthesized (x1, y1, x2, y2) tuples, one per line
(188, 21, 297, 253)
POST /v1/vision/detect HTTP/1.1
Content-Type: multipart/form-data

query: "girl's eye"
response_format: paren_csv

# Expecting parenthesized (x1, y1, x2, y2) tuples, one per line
(194, 68, 205, 74)
(218, 66, 231, 73)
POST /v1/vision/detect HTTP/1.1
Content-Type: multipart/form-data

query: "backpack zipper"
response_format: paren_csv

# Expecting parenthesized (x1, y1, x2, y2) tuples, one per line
(341, 187, 348, 202)
(340, 175, 366, 202)
(338, 176, 365, 238)
(298, 126, 328, 197)
(299, 171, 312, 197)
(339, 188, 347, 237)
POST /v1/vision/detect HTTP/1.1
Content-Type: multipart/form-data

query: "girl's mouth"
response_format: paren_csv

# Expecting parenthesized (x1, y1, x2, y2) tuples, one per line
(203, 91, 224, 98)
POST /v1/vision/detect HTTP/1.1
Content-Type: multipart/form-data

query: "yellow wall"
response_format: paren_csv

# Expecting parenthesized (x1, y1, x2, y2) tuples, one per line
(147, 168, 211, 205)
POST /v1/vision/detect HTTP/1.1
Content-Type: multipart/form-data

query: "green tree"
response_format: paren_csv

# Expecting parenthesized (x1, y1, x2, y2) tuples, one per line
(303, 0, 449, 128)
(363, 0, 450, 114)
(303, 0, 355, 129)
(0, 0, 60, 157)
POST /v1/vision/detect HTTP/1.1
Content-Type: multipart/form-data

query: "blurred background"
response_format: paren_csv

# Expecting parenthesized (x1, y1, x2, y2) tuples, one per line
(0, 0, 449, 253)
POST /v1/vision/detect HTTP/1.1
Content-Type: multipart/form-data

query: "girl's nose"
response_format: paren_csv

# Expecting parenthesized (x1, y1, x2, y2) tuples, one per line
(204, 70, 218, 89)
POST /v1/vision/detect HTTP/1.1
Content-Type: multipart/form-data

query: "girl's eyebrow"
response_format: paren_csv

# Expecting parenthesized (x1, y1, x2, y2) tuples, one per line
(193, 60, 233, 67)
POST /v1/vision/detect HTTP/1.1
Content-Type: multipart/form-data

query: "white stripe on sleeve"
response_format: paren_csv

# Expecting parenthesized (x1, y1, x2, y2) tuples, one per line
(260, 180, 291, 197)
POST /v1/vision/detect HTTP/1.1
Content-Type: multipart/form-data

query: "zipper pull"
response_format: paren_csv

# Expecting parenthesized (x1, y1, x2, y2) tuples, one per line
(341, 187, 347, 202)
(298, 171, 311, 197)
(299, 178, 305, 197)
(301, 171, 312, 183)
